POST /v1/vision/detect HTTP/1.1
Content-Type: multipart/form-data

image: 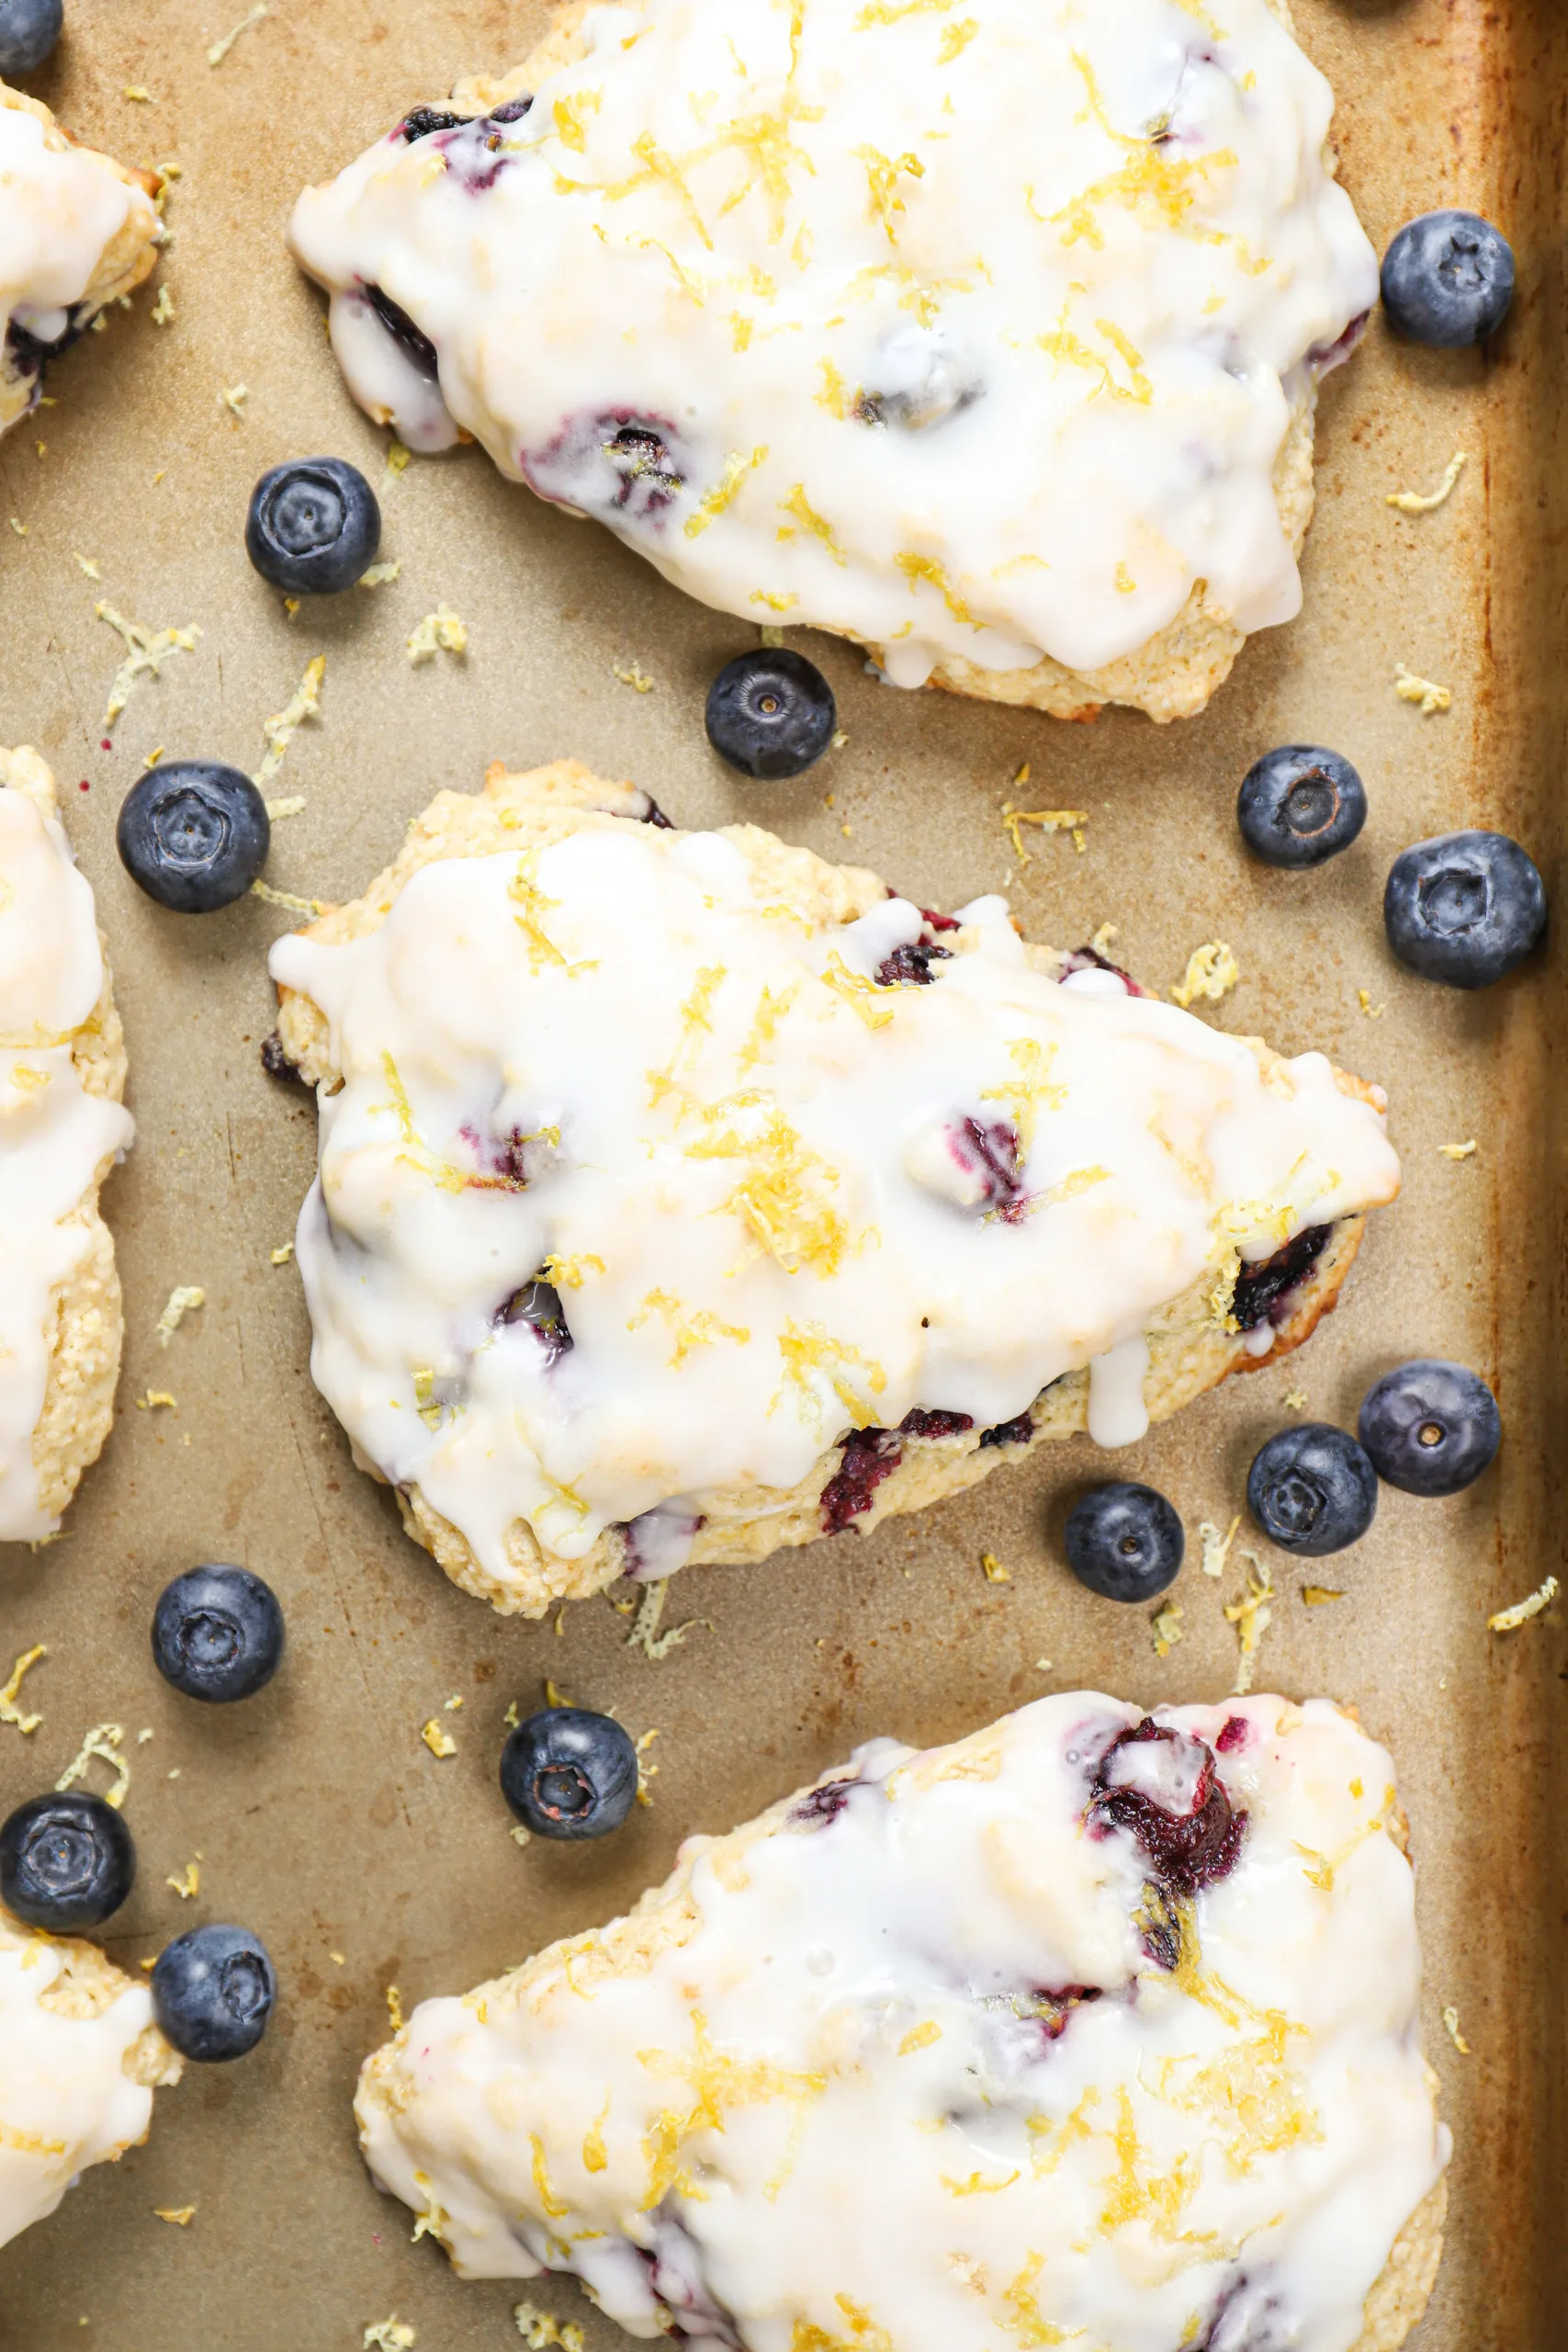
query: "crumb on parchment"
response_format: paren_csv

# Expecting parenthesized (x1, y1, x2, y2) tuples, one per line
(1198, 1515, 1239, 1580)
(515, 2305, 584, 2352)
(0, 1645, 46, 1734)
(1440, 2005, 1471, 2055)
(55, 1722, 130, 1808)
(1224, 1553, 1273, 1694)
(1151, 1600, 1183, 1657)
(1169, 941, 1239, 1009)
(1488, 1574, 1558, 1634)
(96, 604, 199, 727)
(408, 608, 468, 664)
(1001, 792, 1088, 862)
(1386, 452, 1466, 514)
(980, 1551, 1011, 1584)
(155, 1285, 204, 1346)
(1395, 666, 1450, 716)
(421, 1718, 457, 1758)
(626, 1578, 708, 1660)
(1438, 1140, 1477, 1160)
(153, 2205, 197, 2225)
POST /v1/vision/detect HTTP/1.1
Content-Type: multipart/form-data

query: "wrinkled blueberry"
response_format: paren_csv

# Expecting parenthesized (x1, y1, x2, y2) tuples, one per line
(1065, 1483, 1184, 1602)
(152, 1924, 276, 2062)
(1384, 830, 1545, 988)
(363, 285, 439, 379)
(1232, 1226, 1329, 1331)
(0, 0, 62, 74)
(117, 761, 270, 913)
(1381, 210, 1515, 347)
(1237, 746, 1366, 869)
(1358, 1360, 1500, 1497)
(245, 457, 381, 594)
(1247, 1424, 1378, 1555)
(0, 1792, 134, 1932)
(500, 1708, 637, 1840)
(705, 649, 836, 780)
(499, 1277, 571, 1359)
(152, 1565, 285, 1703)
(398, 105, 469, 141)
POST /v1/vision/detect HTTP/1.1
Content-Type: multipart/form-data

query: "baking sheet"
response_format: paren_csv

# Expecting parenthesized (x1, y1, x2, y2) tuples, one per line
(0, 0, 1562, 2341)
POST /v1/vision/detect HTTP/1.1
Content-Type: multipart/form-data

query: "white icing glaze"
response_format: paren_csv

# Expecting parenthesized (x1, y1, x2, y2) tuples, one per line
(0, 101, 155, 407)
(0, 784, 132, 1541)
(288, 0, 1376, 684)
(0, 1906, 165, 2252)
(270, 820, 1398, 1593)
(356, 1690, 1449, 2352)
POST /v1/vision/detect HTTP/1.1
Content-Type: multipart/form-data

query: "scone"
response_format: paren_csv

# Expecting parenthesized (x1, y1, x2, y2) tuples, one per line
(267, 760, 1399, 1617)
(0, 1903, 181, 2252)
(356, 1690, 1449, 2352)
(0, 747, 132, 1542)
(287, 0, 1376, 722)
(1, 84, 162, 443)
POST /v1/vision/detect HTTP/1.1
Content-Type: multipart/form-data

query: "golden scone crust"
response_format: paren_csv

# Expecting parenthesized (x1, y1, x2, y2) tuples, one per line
(446, 0, 1328, 726)
(0, 83, 163, 441)
(0, 746, 129, 1531)
(275, 758, 1381, 1619)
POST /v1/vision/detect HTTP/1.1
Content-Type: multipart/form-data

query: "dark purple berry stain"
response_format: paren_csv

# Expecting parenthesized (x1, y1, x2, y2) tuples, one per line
(524, 409, 690, 529)
(978, 1411, 1035, 1450)
(397, 106, 469, 141)
(1089, 1719, 1246, 1966)
(919, 907, 962, 933)
(392, 99, 534, 191)
(875, 940, 952, 987)
(951, 1115, 1028, 1220)
(363, 284, 439, 379)
(819, 1426, 903, 1532)
(1214, 1715, 1251, 1755)
(636, 793, 674, 829)
(457, 1122, 538, 1193)
(1231, 1224, 1329, 1332)
(1027, 1984, 1102, 2043)
(789, 1776, 856, 1828)
(899, 1407, 973, 1439)
(1305, 307, 1371, 376)
(259, 1032, 300, 1081)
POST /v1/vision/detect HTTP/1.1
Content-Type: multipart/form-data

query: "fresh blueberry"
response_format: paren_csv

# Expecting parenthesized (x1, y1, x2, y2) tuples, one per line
(0, 1792, 134, 1932)
(1383, 831, 1546, 988)
(705, 649, 837, 780)
(117, 761, 270, 914)
(1247, 1424, 1378, 1555)
(151, 1565, 285, 1703)
(1358, 1360, 1500, 1497)
(0, 0, 63, 75)
(152, 1924, 276, 2062)
(1237, 746, 1366, 869)
(500, 1707, 637, 1840)
(244, 457, 381, 594)
(1065, 1482, 1185, 1602)
(1381, 210, 1515, 347)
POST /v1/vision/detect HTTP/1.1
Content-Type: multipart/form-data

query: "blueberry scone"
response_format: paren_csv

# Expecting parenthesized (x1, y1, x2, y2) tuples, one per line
(357, 1691, 1449, 2352)
(0, 86, 161, 443)
(0, 1903, 181, 2251)
(288, 0, 1375, 722)
(0, 748, 132, 1543)
(267, 760, 1399, 1616)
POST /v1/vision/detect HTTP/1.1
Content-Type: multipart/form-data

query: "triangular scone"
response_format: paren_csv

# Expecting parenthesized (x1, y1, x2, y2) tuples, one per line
(288, 0, 1375, 721)
(268, 761, 1398, 1617)
(1, 84, 162, 444)
(0, 1903, 181, 2252)
(0, 748, 132, 1541)
(356, 1691, 1448, 2352)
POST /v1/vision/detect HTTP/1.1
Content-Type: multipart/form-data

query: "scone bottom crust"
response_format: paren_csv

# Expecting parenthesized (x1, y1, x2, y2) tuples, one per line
(269, 759, 1397, 1617)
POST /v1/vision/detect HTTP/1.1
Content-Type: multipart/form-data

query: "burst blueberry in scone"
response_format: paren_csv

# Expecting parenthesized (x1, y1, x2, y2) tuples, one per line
(355, 1691, 1449, 2352)
(287, 0, 1375, 723)
(0, 748, 130, 1542)
(0, 85, 161, 442)
(266, 759, 1400, 1618)
(0, 1903, 181, 2252)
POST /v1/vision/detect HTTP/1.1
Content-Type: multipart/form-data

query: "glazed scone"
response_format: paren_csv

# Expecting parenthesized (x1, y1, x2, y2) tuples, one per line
(0, 1902, 181, 2252)
(288, 0, 1376, 722)
(356, 1690, 1449, 2352)
(0, 86, 161, 442)
(0, 747, 131, 1542)
(267, 760, 1399, 1617)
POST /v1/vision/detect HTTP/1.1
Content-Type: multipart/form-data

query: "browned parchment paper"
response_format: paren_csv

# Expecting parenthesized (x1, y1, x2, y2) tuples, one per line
(0, 0, 1562, 2343)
